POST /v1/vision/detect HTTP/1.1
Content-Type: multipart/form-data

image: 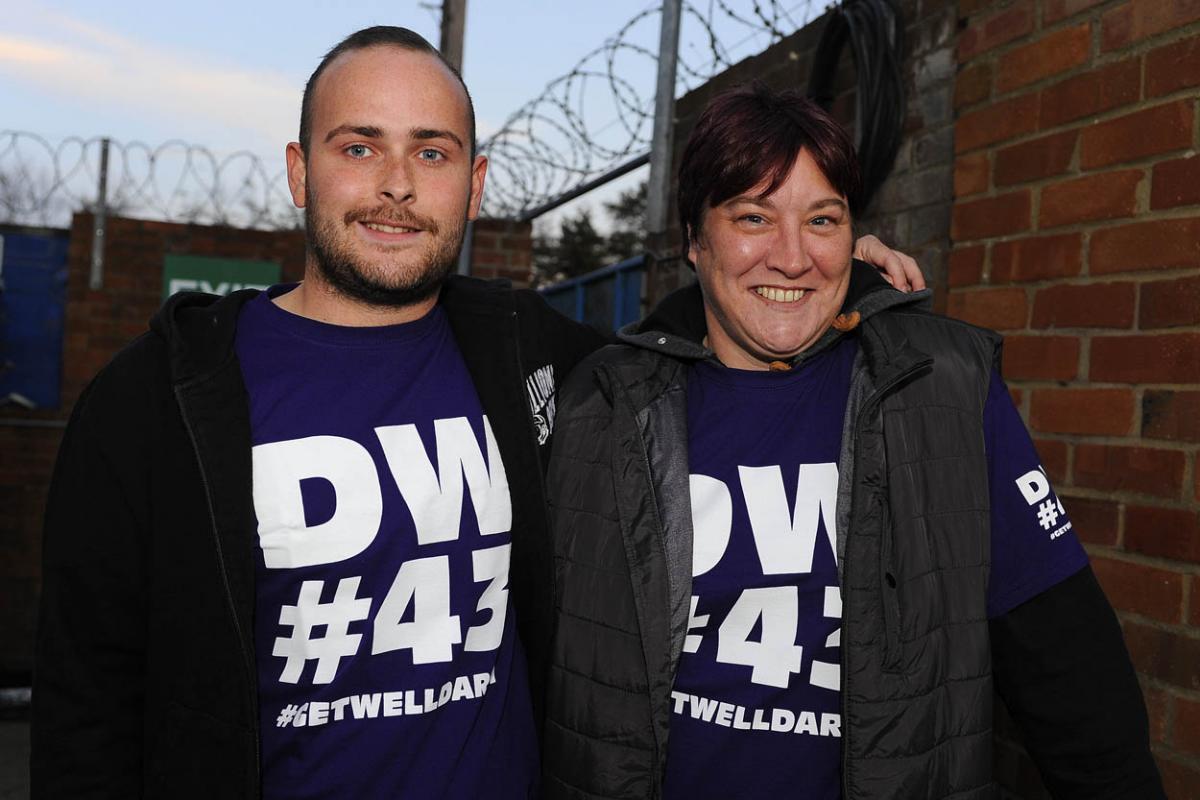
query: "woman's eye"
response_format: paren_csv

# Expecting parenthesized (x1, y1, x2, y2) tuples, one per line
(345, 144, 371, 158)
(740, 213, 766, 224)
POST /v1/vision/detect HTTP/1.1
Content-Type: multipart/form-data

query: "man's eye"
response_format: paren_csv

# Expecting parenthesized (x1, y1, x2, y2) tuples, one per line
(345, 144, 371, 158)
(418, 149, 445, 161)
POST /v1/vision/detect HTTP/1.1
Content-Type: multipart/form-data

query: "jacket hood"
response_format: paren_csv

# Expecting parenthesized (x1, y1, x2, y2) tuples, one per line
(150, 289, 259, 385)
(618, 259, 932, 365)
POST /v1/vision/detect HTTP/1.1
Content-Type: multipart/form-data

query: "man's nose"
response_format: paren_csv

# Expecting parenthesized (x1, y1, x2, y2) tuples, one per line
(378, 157, 415, 203)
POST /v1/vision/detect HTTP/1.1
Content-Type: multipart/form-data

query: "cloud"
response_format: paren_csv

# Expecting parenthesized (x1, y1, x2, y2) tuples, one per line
(0, 11, 299, 154)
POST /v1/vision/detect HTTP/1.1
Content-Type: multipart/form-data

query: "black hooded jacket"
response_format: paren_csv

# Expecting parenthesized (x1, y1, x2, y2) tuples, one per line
(32, 275, 605, 799)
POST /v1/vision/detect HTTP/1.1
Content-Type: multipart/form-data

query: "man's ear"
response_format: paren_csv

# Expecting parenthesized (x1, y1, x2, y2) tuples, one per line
(285, 142, 307, 208)
(467, 154, 488, 220)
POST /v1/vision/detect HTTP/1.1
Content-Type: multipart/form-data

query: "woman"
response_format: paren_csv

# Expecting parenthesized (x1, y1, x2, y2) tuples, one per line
(540, 84, 1161, 799)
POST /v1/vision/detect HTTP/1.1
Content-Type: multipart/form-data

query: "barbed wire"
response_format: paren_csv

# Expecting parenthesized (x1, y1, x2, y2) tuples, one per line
(0, 1, 822, 230)
(0, 132, 301, 230)
(480, 0, 823, 218)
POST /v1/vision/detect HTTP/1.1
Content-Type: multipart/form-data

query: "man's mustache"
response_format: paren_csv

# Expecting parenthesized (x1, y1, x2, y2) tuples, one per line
(343, 207, 441, 234)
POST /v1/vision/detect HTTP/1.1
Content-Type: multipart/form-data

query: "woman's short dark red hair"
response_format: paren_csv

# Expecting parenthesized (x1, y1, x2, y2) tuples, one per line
(677, 82, 861, 255)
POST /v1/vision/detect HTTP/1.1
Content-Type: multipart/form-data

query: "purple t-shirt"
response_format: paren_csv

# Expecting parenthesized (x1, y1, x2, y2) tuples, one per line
(236, 288, 538, 799)
(664, 334, 1087, 799)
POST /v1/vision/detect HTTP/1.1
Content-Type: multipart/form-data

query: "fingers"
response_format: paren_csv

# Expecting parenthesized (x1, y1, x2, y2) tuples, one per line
(852, 235, 927, 292)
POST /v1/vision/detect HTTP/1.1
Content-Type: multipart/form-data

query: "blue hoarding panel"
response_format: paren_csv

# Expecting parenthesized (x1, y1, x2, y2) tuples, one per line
(0, 230, 69, 409)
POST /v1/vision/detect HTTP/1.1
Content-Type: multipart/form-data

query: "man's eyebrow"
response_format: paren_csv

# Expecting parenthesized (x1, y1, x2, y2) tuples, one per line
(323, 124, 383, 143)
(410, 127, 464, 149)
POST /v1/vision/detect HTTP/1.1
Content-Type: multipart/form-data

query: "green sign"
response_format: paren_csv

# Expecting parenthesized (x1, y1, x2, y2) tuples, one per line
(162, 255, 281, 301)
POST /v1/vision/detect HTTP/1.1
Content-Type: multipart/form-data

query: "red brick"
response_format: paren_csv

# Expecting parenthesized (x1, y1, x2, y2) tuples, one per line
(1044, 0, 1106, 23)
(955, 153, 990, 197)
(951, 191, 1032, 240)
(1035, 438, 1069, 483)
(958, 0, 1035, 61)
(1192, 576, 1200, 625)
(1080, 100, 1195, 169)
(1148, 34, 1200, 97)
(991, 233, 1082, 283)
(1143, 390, 1200, 442)
(1010, 387, 1025, 409)
(956, 94, 1040, 153)
(1031, 282, 1135, 329)
(955, 62, 993, 109)
(1002, 335, 1080, 380)
(1039, 59, 1141, 129)
(1101, 0, 1200, 52)
(1092, 556, 1184, 622)
(1141, 275, 1200, 329)
(1142, 682, 1170, 744)
(994, 130, 1078, 187)
(1122, 620, 1200, 690)
(1091, 333, 1200, 383)
(1075, 443, 1186, 499)
(949, 245, 985, 287)
(996, 24, 1091, 92)
(1158, 751, 1200, 799)
(1126, 505, 1200, 563)
(1151, 155, 1200, 210)
(1060, 494, 1119, 545)
(1039, 170, 1142, 228)
(947, 287, 1028, 329)
(1090, 217, 1200, 274)
(1175, 696, 1200, 757)
(957, 0, 997, 16)
(1029, 388, 1135, 435)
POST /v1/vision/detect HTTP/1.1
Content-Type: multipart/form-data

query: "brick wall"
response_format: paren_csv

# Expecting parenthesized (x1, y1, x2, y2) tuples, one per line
(469, 217, 534, 285)
(950, 0, 1200, 796)
(647, 0, 959, 308)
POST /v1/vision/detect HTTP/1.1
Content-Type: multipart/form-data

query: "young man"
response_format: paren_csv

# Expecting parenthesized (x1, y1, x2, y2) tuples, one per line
(32, 27, 922, 799)
(31, 27, 604, 799)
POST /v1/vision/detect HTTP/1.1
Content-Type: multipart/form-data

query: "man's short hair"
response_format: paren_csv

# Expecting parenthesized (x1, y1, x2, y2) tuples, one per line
(676, 83, 861, 255)
(298, 25, 477, 157)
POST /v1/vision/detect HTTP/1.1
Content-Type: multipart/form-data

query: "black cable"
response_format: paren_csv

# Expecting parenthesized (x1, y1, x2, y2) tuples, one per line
(807, 0, 907, 214)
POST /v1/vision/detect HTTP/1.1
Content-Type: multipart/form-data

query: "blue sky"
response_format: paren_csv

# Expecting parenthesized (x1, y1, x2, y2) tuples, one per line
(2, 1, 662, 153)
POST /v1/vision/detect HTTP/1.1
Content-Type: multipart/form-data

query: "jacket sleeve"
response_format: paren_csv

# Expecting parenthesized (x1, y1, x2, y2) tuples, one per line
(32, 379, 148, 798)
(990, 565, 1165, 799)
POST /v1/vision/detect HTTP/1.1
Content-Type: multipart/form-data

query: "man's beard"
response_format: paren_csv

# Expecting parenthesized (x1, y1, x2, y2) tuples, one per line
(304, 186, 466, 308)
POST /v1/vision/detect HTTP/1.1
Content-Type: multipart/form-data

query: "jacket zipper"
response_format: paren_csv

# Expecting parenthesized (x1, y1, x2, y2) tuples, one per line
(841, 355, 931, 800)
(175, 384, 261, 797)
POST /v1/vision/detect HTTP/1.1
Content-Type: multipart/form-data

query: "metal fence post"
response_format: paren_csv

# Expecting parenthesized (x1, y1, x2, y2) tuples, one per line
(88, 137, 110, 290)
(645, 0, 683, 254)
